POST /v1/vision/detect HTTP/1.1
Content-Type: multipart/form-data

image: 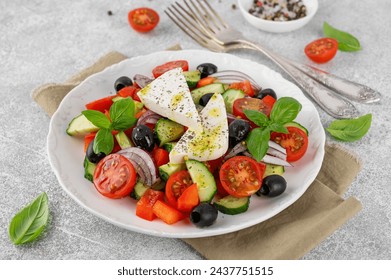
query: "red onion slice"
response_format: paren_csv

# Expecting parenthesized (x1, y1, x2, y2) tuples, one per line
(133, 74, 154, 88)
(243, 151, 292, 167)
(224, 142, 247, 160)
(136, 110, 162, 126)
(117, 147, 159, 186)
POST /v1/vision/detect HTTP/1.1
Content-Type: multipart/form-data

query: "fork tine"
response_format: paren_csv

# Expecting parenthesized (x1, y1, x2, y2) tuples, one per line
(181, 0, 216, 35)
(165, 6, 223, 52)
(198, 0, 228, 28)
(191, 0, 226, 31)
(184, 0, 221, 34)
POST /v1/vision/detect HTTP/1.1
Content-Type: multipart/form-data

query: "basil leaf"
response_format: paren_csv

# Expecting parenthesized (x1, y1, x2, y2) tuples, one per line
(110, 98, 137, 131)
(246, 127, 270, 162)
(82, 110, 111, 129)
(326, 114, 372, 142)
(244, 109, 268, 127)
(323, 22, 361, 52)
(268, 122, 288, 134)
(9, 192, 49, 245)
(93, 128, 114, 154)
(270, 97, 302, 124)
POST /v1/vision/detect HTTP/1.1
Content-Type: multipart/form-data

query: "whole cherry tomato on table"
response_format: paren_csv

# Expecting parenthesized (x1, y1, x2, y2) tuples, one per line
(128, 8, 159, 33)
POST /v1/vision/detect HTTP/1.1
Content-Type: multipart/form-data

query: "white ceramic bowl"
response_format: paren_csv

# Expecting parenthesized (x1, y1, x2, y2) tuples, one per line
(238, 0, 318, 33)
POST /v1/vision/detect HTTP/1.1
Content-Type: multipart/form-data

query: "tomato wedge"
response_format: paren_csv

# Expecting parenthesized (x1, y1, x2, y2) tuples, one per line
(219, 156, 263, 198)
(165, 170, 193, 208)
(270, 126, 308, 162)
(304, 38, 338, 64)
(128, 8, 159, 33)
(152, 60, 189, 78)
(228, 80, 255, 97)
(233, 97, 273, 120)
(93, 154, 137, 199)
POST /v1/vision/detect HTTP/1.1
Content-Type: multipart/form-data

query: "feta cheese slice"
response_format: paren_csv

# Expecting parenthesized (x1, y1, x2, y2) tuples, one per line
(170, 93, 229, 163)
(136, 67, 202, 131)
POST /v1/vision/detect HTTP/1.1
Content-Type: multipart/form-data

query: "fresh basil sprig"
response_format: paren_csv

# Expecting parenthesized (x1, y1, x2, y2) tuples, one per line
(244, 97, 302, 162)
(9, 192, 49, 245)
(323, 22, 361, 52)
(82, 98, 137, 154)
(326, 114, 372, 142)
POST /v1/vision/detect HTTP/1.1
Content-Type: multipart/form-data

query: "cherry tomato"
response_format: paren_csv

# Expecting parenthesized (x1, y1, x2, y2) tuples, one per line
(128, 8, 159, 33)
(228, 80, 255, 97)
(219, 156, 263, 197)
(270, 126, 308, 162)
(151, 147, 169, 167)
(261, 95, 276, 110)
(93, 154, 137, 199)
(304, 38, 338, 64)
(165, 170, 193, 208)
(233, 97, 273, 120)
(152, 60, 189, 78)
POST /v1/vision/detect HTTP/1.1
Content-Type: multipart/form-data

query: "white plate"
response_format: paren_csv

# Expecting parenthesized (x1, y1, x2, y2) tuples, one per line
(47, 50, 325, 238)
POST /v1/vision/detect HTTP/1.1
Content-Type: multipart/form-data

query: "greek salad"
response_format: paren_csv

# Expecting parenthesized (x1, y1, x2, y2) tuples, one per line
(66, 60, 309, 227)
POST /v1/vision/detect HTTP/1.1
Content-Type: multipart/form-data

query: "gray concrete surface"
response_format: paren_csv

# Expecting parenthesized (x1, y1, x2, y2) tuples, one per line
(1, 0, 390, 259)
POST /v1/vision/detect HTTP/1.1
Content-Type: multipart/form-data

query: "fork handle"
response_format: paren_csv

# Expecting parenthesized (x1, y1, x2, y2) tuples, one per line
(280, 57, 381, 104)
(238, 40, 359, 119)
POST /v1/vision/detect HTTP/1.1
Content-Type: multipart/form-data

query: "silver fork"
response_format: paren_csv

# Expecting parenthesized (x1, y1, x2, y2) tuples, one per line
(165, 0, 381, 119)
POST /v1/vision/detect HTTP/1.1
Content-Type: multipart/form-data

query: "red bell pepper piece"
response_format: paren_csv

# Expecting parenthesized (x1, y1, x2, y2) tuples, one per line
(152, 147, 169, 167)
(152, 200, 184, 225)
(177, 183, 199, 213)
(196, 76, 216, 88)
(136, 189, 165, 221)
(85, 95, 115, 112)
(228, 80, 255, 97)
(117, 86, 140, 101)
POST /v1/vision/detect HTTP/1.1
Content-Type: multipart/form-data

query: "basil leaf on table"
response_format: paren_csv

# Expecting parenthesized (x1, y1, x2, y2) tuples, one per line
(270, 97, 302, 124)
(9, 192, 49, 245)
(326, 114, 372, 142)
(82, 110, 111, 129)
(93, 128, 114, 155)
(323, 22, 361, 52)
(110, 98, 137, 131)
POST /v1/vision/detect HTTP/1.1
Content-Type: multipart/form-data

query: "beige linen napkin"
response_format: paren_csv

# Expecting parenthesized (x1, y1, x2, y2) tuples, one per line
(33, 49, 362, 260)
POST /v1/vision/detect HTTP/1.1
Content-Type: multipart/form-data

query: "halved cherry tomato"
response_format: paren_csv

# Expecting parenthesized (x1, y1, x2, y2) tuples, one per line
(128, 8, 159, 33)
(85, 95, 115, 112)
(219, 156, 263, 198)
(136, 189, 164, 221)
(215, 173, 229, 197)
(228, 80, 255, 97)
(261, 95, 276, 110)
(152, 147, 169, 167)
(152, 60, 189, 78)
(196, 76, 216, 88)
(233, 97, 273, 120)
(270, 126, 308, 162)
(177, 183, 199, 213)
(204, 157, 224, 174)
(152, 200, 184, 224)
(93, 154, 137, 199)
(165, 170, 193, 209)
(304, 38, 338, 64)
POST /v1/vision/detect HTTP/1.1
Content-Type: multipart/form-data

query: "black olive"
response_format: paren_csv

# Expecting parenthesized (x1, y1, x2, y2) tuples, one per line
(196, 63, 218, 79)
(114, 76, 133, 92)
(86, 139, 106, 164)
(256, 88, 277, 100)
(228, 119, 251, 147)
(199, 93, 214, 106)
(256, 175, 287, 197)
(131, 124, 155, 151)
(190, 203, 218, 227)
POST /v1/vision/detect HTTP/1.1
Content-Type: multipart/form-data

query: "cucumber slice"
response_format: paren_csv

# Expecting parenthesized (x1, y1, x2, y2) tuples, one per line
(263, 164, 285, 178)
(159, 163, 186, 181)
(222, 89, 245, 114)
(155, 119, 185, 147)
(191, 83, 225, 104)
(214, 195, 250, 215)
(130, 181, 150, 200)
(115, 131, 133, 149)
(185, 160, 217, 203)
(284, 121, 309, 136)
(66, 114, 99, 136)
(83, 157, 96, 182)
(183, 70, 201, 88)
(162, 142, 177, 152)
